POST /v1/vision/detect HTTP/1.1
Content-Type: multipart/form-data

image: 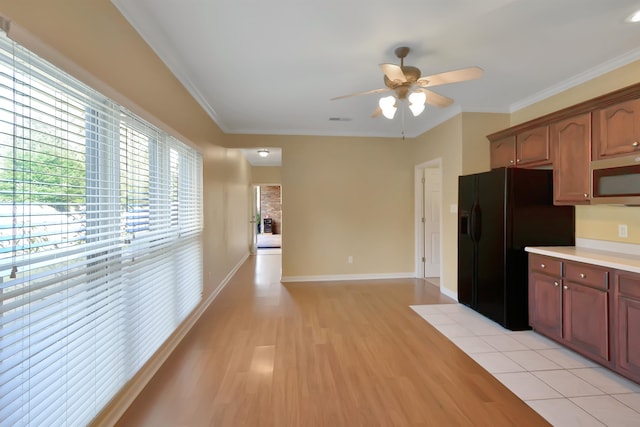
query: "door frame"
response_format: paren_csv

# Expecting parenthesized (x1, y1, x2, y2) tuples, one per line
(250, 183, 283, 253)
(250, 184, 260, 254)
(414, 158, 443, 281)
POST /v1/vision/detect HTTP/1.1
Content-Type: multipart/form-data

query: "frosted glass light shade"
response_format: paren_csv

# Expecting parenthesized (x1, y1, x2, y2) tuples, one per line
(408, 91, 426, 116)
(378, 95, 397, 119)
(626, 9, 640, 22)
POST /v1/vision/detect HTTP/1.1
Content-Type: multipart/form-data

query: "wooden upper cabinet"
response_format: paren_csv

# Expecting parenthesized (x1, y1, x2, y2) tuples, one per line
(515, 126, 551, 166)
(551, 113, 592, 205)
(489, 127, 551, 170)
(488, 82, 640, 204)
(592, 98, 640, 160)
(490, 136, 516, 169)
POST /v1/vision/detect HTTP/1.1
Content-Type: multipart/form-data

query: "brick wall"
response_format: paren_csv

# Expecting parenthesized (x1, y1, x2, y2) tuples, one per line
(261, 185, 281, 234)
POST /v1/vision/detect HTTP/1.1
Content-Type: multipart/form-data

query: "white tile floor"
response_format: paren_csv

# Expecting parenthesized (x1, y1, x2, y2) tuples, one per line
(411, 303, 640, 427)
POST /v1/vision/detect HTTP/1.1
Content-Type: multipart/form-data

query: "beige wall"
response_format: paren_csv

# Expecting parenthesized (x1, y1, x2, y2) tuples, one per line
(412, 116, 462, 294)
(0, 0, 253, 303)
(252, 166, 282, 184)
(226, 134, 415, 279)
(512, 60, 640, 245)
(410, 113, 507, 296)
(201, 147, 252, 293)
(511, 60, 640, 126)
(461, 112, 510, 175)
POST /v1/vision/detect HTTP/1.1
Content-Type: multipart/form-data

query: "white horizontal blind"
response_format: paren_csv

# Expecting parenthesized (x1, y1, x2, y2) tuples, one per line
(0, 30, 203, 426)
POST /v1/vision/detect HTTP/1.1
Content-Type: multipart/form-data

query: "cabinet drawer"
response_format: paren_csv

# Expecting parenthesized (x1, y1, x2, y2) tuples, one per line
(616, 271, 640, 300)
(565, 262, 609, 290)
(529, 254, 562, 276)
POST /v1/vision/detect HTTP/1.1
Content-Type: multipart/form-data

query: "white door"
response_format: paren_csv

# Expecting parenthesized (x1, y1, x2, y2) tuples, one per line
(423, 168, 441, 278)
(250, 185, 259, 254)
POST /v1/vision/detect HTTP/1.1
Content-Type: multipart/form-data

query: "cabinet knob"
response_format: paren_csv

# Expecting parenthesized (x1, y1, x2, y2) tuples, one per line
(554, 281, 559, 287)
(579, 273, 586, 279)
(516, 159, 521, 163)
(584, 193, 589, 198)
(633, 141, 639, 148)
(563, 285, 568, 290)
(540, 263, 545, 268)
(509, 160, 514, 164)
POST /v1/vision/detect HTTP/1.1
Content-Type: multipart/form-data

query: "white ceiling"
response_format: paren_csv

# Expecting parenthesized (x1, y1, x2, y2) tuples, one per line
(112, 0, 640, 166)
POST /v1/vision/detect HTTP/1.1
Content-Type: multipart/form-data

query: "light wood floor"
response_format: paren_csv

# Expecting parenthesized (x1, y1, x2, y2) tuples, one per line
(116, 253, 550, 426)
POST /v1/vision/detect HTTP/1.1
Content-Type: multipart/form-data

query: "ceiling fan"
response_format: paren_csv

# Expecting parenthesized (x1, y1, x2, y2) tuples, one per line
(331, 46, 483, 119)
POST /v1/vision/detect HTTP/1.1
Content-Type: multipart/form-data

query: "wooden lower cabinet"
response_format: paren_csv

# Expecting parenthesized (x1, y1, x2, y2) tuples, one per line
(614, 271, 640, 383)
(529, 254, 563, 341)
(529, 255, 618, 371)
(529, 273, 562, 340)
(529, 254, 640, 383)
(562, 280, 609, 364)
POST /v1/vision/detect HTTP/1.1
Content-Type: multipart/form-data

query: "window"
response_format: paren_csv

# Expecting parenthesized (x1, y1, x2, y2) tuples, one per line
(0, 30, 202, 426)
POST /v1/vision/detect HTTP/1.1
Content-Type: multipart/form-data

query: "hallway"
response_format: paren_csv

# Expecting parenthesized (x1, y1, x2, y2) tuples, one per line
(115, 252, 548, 426)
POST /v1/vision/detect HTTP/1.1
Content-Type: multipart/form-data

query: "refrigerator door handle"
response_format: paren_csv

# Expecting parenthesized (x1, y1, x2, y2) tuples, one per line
(470, 203, 482, 242)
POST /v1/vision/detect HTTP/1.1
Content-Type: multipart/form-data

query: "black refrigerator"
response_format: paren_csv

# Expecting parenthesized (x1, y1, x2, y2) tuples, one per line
(457, 168, 575, 330)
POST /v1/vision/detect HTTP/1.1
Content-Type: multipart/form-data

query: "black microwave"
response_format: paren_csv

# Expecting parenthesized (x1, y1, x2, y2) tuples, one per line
(590, 155, 640, 206)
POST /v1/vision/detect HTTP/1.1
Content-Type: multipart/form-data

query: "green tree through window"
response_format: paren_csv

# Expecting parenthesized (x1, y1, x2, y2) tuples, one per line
(0, 137, 86, 212)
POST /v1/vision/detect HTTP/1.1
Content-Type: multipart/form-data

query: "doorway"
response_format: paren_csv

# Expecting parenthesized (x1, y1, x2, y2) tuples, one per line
(415, 159, 442, 287)
(255, 184, 282, 250)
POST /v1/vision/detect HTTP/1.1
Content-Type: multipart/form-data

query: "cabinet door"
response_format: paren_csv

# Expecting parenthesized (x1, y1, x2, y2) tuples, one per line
(516, 126, 551, 166)
(490, 136, 516, 169)
(529, 272, 562, 340)
(592, 99, 640, 159)
(563, 282, 609, 364)
(614, 271, 640, 383)
(551, 114, 591, 205)
(616, 297, 640, 382)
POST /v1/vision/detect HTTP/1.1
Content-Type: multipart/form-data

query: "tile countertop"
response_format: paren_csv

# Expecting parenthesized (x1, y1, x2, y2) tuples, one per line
(526, 239, 640, 274)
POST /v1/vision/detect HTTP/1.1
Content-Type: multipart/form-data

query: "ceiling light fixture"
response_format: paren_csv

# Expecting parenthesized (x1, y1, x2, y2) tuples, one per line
(378, 95, 397, 119)
(257, 149, 269, 157)
(626, 9, 640, 23)
(408, 91, 427, 116)
(379, 90, 427, 120)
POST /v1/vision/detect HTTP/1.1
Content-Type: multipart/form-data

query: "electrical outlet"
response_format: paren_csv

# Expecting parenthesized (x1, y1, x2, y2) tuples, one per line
(618, 224, 628, 238)
(348, 256, 353, 264)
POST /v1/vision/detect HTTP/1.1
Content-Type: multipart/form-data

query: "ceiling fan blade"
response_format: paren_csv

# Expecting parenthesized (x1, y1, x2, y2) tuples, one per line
(420, 89, 454, 108)
(371, 107, 382, 118)
(417, 66, 483, 87)
(380, 63, 407, 83)
(330, 87, 391, 101)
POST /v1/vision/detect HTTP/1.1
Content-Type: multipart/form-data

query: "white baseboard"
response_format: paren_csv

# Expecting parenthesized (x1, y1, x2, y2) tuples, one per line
(281, 272, 415, 283)
(440, 286, 458, 301)
(92, 252, 250, 427)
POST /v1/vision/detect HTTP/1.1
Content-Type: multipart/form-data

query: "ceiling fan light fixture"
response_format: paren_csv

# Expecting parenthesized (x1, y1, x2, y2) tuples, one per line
(408, 91, 427, 116)
(626, 9, 640, 23)
(257, 149, 269, 157)
(379, 95, 398, 119)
